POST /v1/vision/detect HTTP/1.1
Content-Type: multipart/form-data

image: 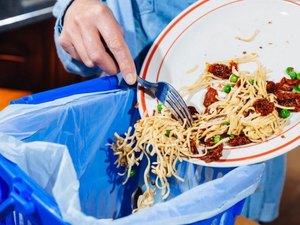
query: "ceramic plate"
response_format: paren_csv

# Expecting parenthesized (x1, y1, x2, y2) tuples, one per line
(137, 0, 300, 167)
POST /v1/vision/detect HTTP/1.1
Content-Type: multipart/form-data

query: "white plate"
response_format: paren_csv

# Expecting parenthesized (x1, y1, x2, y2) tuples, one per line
(137, 0, 300, 167)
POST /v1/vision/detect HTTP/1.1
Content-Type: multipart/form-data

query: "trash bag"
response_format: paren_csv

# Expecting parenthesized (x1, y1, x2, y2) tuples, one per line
(0, 88, 264, 225)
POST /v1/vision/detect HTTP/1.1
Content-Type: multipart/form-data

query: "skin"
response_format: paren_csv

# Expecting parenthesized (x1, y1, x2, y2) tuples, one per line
(59, 0, 137, 85)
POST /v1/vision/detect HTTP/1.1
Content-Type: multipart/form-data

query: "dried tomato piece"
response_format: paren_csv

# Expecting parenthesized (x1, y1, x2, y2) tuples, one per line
(275, 90, 300, 112)
(266, 81, 277, 93)
(253, 98, 275, 116)
(200, 144, 223, 163)
(190, 139, 198, 154)
(208, 64, 232, 79)
(229, 61, 238, 71)
(203, 86, 218, 107)
(188, 106, 199, 115)
(228, 135, 251, 146)
(276, 77, 300, 91)
(276, 90, 296, 101)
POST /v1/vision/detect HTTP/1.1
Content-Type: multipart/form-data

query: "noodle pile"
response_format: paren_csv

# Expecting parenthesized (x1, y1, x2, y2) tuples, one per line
(111, 109, 204, 211)
(110, 56, 288, 211)
(186, 56, 286, 143)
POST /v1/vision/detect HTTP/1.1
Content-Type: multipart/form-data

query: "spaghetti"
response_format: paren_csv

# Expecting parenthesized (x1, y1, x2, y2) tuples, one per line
(236, 30, 260, 42)
(110, 56, 299, 211)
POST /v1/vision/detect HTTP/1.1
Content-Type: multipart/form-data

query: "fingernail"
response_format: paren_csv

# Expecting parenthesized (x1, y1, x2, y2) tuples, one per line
(85, 60, 94, 68)
(125, 73, 137, 85)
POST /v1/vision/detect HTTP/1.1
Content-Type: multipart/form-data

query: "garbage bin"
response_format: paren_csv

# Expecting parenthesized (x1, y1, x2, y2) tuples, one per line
(0, 76, 264, 225)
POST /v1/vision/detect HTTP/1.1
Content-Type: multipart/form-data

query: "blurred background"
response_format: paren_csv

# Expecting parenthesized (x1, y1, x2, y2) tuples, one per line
(269, 149, 300, 225)
(0, 1, 299, 225)
(0, 0, 96, 109)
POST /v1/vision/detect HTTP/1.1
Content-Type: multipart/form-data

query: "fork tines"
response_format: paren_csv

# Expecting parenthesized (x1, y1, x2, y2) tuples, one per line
(165, 89, 193, 128)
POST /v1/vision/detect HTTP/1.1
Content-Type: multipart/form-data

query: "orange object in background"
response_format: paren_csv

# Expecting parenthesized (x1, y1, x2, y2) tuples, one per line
(235, 216, 260, 225)
(0, 88, 31, 110)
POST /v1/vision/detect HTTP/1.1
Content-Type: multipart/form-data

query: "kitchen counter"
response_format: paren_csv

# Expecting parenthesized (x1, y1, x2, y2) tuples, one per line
(0, 0, 56, 33)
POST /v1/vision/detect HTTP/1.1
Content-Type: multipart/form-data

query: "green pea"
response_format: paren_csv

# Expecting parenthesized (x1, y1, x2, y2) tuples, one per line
(286, 67, 293, 72)
(157, 103, 163, 112)
(280, 109, 291, 118)
(223, 84, 231, 93)
(292, 87, 300, 93)
(165, 130, 171, 137)
(230, 74, 239, 83)
(286, 67, 297, 79)
(290, 71, 297, 79)
(223, 122, 230, 126)
(250, 80, 255, 85)
(130, 168, 136, 177)
(286, 67, 294, 74)
(214, 136, 221, 143)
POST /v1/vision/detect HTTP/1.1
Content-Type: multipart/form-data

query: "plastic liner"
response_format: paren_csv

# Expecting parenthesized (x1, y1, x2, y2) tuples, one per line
(0, 88, 264, 225)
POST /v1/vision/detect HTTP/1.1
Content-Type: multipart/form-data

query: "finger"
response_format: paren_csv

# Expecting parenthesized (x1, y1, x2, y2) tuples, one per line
(78, 23, 119, 74)
(96, 15, 137, 84)
(59, 33, 81, 60)
(69, 29, 94, 68)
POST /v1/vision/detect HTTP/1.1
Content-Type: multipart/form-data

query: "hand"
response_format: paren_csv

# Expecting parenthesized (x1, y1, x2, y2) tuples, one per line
(59, 0, 137, 84)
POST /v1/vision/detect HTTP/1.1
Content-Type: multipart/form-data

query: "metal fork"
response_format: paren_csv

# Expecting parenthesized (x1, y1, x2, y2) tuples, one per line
(138, 76, 193, 127)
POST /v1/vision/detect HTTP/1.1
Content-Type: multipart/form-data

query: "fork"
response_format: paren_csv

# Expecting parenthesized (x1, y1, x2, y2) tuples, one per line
(138, 76, 193, 127)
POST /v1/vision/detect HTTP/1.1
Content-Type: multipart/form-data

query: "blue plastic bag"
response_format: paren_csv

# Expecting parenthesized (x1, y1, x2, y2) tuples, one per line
(0, 88, 264, 225)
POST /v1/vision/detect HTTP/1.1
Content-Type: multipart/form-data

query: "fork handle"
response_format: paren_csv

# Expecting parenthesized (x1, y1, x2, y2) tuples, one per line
(137, 76, 158, 89)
